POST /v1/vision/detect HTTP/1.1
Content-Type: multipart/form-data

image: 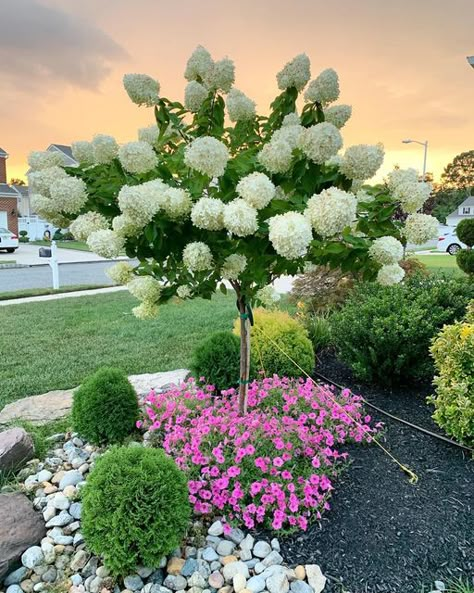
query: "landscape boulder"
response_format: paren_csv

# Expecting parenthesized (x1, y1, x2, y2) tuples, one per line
(0, 427, 34, 471)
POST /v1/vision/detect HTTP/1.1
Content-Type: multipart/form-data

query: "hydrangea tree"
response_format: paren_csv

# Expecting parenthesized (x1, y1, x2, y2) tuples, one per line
(28, 47, 439, 414)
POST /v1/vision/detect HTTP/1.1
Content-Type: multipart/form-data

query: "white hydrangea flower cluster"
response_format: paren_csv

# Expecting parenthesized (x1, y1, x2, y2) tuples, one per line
(112, 214, 142, 239)
(326, 154, 343, 168)
(127, 276, 161, 302)
(282, 112, 300, 126)
(49, 176, 88, 214)
(185, 46, 214, 81)
(28, 151, 64, 171)
(221, 253, 247, 280)
(237, 172, 275, 210)
(123, 74, 160, 107)
(71, 141, 94, 165)
(28, 166, 68, 196)
(258, 138, 293, 174)
(394, 181, 432, 214)
(133, 301, 160, 320)
(191, 197, 225, 230)
(223, 199, 259, 236)
(404, 213, 439, 245)
(226, 88, 256, 122)
(304, 68, 340, 105)
(70, 211, 109, 241)
(176, 285, 192, 299)
(299, 122, 343, 164)
(268, 211, 313, 259)
(160, 187, 192, 220)
(92, 134, 119, 164)
(356, 189, 375, 203)
(117, 181, 164, 228)
(369, 236, 404, 265)
(387, 167, 419, 192)
(138, 126, 160, 147)
(184, 81, 209, 112)
(276, 54, 311, 91)
(87, 229, 125, 258)
(118, 141, 158, 174)
(324, 104, 352, 129)
(339, 143, 385, 181)
(272, 124, 304, 150)
(30, 194, 60, 222)
(204, 58, 235, 93)
(183, 241, 214, 271)
(377, 264, 406, 286)
(184, 136, 229, 177)
(306, 187, 357, 237)
(256, 285, 281, 308)
(106, 261, 135, 285)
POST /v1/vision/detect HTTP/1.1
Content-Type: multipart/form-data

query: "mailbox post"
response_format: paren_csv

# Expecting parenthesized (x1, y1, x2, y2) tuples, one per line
(38, 240, 60, 289)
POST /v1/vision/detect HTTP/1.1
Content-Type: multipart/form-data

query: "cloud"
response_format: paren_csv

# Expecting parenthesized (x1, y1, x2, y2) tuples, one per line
(0, 0, 127, 93)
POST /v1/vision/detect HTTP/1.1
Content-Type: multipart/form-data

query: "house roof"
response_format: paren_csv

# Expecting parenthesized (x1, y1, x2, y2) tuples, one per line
(12, 184, 29, 197)
(447, 195, 474, 219)
(0, 147, 8, 158)
(26, 144, 78, 175)
(49, 144, 74, 160)
(0, 183, 19, 197)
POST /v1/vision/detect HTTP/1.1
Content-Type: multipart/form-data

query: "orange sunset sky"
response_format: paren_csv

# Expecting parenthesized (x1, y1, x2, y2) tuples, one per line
(1, 0, 473, 183)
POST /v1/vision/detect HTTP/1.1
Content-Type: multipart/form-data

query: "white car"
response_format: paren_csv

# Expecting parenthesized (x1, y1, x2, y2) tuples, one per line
(437, 229, 466, 255)
(0, 227, 19, 253)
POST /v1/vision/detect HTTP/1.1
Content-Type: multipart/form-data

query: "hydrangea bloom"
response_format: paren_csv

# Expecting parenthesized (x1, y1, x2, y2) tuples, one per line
(392, 181, 432, 214)
(369, 236, 404, 265)
(176, 285, 192, 299)
(387, 167, 419, 193)
(28, 166, 68, 196)
(183, 241, 214, 271)
(256, 285, 281, 308)
(184, 81, 209, 112)
(221, 254, 247, 280)
(71, 141, 94, 165)
(272, 124, 304, 150)
(87, 229, 125, 258)
(339, 143, 385, 181)
(49, 176, 88, 214)
(377, 264, 406, 286)
(226, 88, 256, 122)
(70, 212, 109, 241)
(356, 189, 375, 203)
(404, 213, 439, 245)
(133, 301, 159, 320)
(276, 54, 311, 91)
(184, 136, 229, 177)
(304, 68, 340, 105)
(138, 125, 160, 147)
(282, 112, 300, 126)
(123, 73, 160, 106)
(324, 104, 352, 129)
(306, 188, 357, 237)
(268, 211, 313, 259)
(112, 214, 142, 238)
(258, 138, 293, 174)
(160, 187, 192, 220)
(203, 58, 235, 93)
(127, 275, 161, 302)
(236, 172, 275, 210)
(92, 134, 119, 164)
(223, 199, 258, 237)
(106, 261, 135, 285)
(27, 150, 64, 171)
(118, 141, 158, 174)
(30, 193, 57, 221)
(117, 182, 163, 227)
(299, 123, 343, 165)
(184, 45, 214, 81)
(191, 197, 225, 230)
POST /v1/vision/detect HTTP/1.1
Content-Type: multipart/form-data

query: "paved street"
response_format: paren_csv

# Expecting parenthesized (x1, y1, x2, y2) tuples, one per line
(0, 261, 119, 292)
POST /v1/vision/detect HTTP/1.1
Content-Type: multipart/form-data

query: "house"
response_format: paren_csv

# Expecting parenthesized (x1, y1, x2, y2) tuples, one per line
(0, 148, 19, 234)
(25, 143, 78, 175)
(446, 196, 474, 227)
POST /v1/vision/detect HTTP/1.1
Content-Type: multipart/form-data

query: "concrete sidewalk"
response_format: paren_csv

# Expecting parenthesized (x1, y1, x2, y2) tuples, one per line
(0, 285, 127, 306)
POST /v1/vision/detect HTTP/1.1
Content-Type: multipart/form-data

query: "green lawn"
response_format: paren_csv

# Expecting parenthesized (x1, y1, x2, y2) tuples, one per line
(32, 240, 90, 251)
(0, 291, 237, 410)
(414, 254, 464, 276)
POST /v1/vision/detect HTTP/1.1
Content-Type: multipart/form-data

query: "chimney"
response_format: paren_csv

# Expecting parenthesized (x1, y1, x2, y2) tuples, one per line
(0, 148, 8, 184)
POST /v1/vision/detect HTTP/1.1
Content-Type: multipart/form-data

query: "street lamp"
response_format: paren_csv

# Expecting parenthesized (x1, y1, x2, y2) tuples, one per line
(467, 56, 474, 69)
(402, 139, 428, 181)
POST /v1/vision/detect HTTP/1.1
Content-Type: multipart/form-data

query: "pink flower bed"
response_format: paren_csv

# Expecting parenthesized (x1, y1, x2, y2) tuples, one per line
(139, 376, 377, 532)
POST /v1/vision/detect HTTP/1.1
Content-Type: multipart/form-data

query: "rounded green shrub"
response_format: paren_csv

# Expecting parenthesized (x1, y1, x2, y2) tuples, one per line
(234, 309, 315, 378)
(456, 248, 474, 275)
(81, 446, 191, 575)
(332, 276, 474, 384)
(72, 367, 139, 445)
(456, 218, 474, 247)
(192, 331, 249, 392)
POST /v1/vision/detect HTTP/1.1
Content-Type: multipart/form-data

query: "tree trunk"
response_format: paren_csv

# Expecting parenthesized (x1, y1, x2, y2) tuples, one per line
(238, 298, 250, 415)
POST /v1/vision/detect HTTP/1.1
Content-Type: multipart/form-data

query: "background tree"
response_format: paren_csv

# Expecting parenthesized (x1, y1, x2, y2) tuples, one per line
(10, 177, 25, 186)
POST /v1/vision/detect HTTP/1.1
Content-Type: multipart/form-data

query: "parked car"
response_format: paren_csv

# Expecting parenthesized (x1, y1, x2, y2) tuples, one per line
(0, 227, 19, 253)
(437, 229, 466, 255)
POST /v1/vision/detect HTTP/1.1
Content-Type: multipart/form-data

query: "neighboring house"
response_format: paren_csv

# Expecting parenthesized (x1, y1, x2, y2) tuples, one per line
(446, 196, 474, 227)
(25, 143, 78, 175)
(0, 147, 19, 234)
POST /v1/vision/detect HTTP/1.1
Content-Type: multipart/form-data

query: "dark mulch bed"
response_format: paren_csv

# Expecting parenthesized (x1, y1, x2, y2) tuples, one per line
(280, 352, 474, 593)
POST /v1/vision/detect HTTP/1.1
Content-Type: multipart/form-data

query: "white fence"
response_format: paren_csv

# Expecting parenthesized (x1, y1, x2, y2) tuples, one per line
(18, 216, 58, 241)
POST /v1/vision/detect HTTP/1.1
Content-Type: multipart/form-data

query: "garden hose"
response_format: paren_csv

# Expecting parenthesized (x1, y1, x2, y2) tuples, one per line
(313, 370, 474, 454)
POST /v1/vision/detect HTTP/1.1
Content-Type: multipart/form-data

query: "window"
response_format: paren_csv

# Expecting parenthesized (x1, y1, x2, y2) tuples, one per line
(462, 207, 471, 214)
